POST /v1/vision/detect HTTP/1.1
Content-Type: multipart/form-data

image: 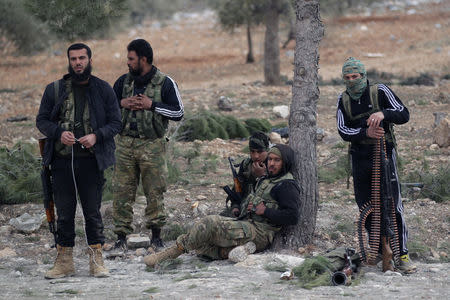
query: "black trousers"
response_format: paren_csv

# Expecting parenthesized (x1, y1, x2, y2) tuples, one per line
(351, 143, 409, 255)
(51, 156, 105, 247)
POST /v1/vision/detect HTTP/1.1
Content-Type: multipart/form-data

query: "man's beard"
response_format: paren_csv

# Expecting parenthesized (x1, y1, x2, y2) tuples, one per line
(68, 62, 92, 82)
(129, 60, 142, 77)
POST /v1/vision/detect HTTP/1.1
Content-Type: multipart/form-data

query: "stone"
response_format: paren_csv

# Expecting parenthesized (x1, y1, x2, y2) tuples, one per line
(268, 132, 282, 144)
(8, 213, 43, 233)
(135, 248, 147, 257)
(217, 96, 234, 111)
(0, 247, 17, 259)
(316, 128, 325, 141)
(429, 144, 439, 150)
(127, 236, 150, 249)
(273, 105, 289, 119)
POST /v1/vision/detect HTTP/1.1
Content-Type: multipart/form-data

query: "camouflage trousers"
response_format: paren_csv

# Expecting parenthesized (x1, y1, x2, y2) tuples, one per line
(112, 135, 167, 235)
(177, 215, 278, 260)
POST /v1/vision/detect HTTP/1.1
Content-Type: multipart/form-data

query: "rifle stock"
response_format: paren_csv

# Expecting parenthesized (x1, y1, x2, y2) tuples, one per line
(39, 138, 57, 248)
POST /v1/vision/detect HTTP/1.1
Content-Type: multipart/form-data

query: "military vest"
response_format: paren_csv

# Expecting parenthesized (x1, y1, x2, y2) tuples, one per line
(54, 79, 93, 156)
(120, 70, 168, 139)
(341, 84, 395, 145)
(239, 172, 294, 225)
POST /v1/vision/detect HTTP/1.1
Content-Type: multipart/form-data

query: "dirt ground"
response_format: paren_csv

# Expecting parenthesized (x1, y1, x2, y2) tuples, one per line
(0, 1, 449, 298)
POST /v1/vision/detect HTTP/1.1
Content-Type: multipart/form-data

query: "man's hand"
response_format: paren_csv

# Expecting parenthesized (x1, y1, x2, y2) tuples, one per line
(132, 94, 152, 110)
(61, 131, 75, 146)
(120, 95, 139, 109)
(78, 133, 97, 148)
(367, 111, 384, 128)
(366, 126, 385, 139)
(252, 161, 266, 178)
(246, 202, 266, 215)
(254, 202, 266, 215)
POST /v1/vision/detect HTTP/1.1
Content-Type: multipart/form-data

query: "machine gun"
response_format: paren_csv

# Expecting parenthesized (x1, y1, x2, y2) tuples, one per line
(39, 138, 57, 248)
(331, 248, 357, 286)
(379, 136, 400, 271)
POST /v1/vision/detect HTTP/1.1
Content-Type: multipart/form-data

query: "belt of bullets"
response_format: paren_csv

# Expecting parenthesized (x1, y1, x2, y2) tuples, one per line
(357, 137, 400, 265)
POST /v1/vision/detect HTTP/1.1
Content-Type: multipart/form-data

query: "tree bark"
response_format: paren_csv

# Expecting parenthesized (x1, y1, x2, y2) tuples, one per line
(246, 21, 255, 63)
(263, 0, 280, 85)
(271, 0, 324, 250)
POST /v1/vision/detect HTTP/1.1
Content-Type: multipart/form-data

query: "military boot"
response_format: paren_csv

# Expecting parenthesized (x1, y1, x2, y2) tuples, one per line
(150, 227, 164, 249)
(143, 243, 184, 267)
(228, 241, 256, 263)
(396, 254, 417, 274)
(87, 244, 110, 278)
(44, 245, 75, 279)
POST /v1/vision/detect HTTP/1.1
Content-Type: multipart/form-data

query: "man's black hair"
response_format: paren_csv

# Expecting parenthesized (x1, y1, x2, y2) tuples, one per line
(67, 43, 92, 59)
(127, 39, 153, 65)
(249, 131, 269, 150)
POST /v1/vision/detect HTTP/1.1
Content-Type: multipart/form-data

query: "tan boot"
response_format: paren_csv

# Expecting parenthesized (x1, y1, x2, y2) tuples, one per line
(143, 243, 184, 267)
(44, 245, 75, 279)
(88, 244, 109, 278)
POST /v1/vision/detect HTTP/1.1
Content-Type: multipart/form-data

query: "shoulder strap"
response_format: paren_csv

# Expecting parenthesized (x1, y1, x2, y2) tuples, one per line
(369, 84, 379, 111)
(53, 80, 60, 102)
(341, 92, 352, 118)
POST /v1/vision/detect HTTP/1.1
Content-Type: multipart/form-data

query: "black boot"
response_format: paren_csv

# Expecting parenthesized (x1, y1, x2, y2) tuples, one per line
(114, 233, 127, 251)
(151, 227, 164, 249)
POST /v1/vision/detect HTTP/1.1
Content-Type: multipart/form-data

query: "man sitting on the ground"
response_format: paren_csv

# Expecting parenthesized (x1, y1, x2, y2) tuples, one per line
(144, 144, 300, 266)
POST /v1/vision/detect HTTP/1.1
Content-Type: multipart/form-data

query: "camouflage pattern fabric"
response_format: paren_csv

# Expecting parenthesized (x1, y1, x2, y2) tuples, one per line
(342, 57, 367, 100)
(177, 215, 277, 260)
(112, 135, 167, 235)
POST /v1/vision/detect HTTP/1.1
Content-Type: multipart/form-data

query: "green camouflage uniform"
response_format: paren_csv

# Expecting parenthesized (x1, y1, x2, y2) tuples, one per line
(113, 70, 169, 235)
(178, 172, 294, 260)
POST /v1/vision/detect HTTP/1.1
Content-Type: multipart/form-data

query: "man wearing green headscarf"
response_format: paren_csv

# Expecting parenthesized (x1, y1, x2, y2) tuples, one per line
(143, 144, 300, 267)
(336, 57, 416, 273)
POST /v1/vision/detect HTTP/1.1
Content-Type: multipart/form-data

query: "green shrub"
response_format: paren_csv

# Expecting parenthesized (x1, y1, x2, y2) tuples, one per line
(403, 165, 449, 203)
(0, 142, 42, 204)
(318, 153, 350, 184)
(0, 0, 49, 54)
(178, 111, 269, 142)
(244, 118, 271, 135)
(25, 0, 127, 40)
(400, 73, 434, 86)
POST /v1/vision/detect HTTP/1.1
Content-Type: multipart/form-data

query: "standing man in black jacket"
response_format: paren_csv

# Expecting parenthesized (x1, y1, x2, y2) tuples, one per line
(112, 39, 184, 250)
(336, 57, 416, 273)
(36, 43, 122, 279)
(143, 144, 300, 267)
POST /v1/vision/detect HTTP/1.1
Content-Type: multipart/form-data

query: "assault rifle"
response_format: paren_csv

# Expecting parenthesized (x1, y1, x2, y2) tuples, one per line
(222, 157, 243, 208)
(39, 138, 57, 248)
(331, 248, 357, 286)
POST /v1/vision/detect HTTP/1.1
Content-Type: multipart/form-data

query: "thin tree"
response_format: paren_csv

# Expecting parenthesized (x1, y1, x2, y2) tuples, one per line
(271, 0, 324, 249)
(263, 0, 281, 85)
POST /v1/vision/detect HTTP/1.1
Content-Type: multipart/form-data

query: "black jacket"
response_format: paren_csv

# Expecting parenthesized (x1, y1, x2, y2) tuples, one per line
(36, 74, 122, 170)
(336, 82, 409, 143)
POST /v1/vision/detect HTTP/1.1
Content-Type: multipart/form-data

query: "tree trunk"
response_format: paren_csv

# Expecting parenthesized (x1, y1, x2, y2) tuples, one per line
(246, 21, 255, 63)
(271, 0, 324, 250)
(263, 0, 280, 85)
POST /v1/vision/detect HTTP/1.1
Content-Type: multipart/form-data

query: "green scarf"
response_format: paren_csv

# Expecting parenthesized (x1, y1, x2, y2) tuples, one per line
(342, 57, 367, 100)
